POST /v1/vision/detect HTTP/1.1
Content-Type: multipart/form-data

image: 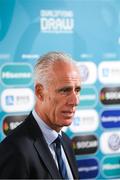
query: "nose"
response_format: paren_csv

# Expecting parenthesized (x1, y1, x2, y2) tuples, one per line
(67, 91, 80, 107)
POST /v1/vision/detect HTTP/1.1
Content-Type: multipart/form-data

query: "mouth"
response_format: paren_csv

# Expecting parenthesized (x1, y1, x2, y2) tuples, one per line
(61, 111, 75, 118)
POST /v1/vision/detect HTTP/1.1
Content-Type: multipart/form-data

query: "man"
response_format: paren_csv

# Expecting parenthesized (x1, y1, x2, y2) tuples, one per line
(0, 52, 81, 179)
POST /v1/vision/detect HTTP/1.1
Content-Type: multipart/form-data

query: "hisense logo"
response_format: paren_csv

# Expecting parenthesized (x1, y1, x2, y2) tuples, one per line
(40, 10, 74, 33)
(2, 72, 31, 78)
(1, 63, 33, 86)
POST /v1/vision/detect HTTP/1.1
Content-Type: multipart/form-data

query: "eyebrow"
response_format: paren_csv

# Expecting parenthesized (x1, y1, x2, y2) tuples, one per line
(56, 85, 81, 93)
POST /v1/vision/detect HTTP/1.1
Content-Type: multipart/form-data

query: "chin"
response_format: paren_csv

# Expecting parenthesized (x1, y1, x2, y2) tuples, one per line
(63, 119, 72, 126)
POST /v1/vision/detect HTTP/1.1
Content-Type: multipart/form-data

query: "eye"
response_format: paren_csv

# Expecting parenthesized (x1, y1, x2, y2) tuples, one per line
(61, 87, 71, 94)
(75, 87, 81, 93)
(57, 87, 72, 95)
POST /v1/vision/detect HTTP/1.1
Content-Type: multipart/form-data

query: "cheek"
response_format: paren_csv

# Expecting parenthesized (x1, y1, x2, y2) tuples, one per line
(54, 98, 66, 116)
(47, 96, 58, 113)
(47, 95, 66, 117)
(49, 98, 61, 115)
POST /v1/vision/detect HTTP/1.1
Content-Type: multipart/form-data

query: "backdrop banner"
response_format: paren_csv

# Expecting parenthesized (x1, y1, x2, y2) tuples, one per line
(0, 0, 120, 179)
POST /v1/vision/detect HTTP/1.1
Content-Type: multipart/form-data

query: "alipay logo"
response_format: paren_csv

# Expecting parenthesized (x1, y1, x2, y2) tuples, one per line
(5, 96, 14, 105)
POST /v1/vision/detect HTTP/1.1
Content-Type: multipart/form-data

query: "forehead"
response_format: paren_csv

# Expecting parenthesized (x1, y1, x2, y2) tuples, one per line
(52, 61, 80, 85)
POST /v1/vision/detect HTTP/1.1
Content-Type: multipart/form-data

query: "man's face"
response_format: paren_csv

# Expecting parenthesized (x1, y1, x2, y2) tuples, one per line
(36, 61, 81, 132)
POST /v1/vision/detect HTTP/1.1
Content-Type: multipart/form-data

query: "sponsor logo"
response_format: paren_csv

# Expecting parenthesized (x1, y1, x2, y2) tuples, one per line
(102, 156, 120, 178)
(5, 95, 14, 105)
(108, 134, 120, 151)
(1, 88, 34, 112)
(2, 114, 27, 136)
(70, 110, 99, 133)
(77, 158, 99, 179)
(40, 10, 74, 33)
(101, 109, 120, 128)
(1, 63, 33, 86)
(72, 135, 98, 155)
(77, 62, 97, 84)
(80, 53, 93, 59)
(98, 61, 120, 84)
(103, 53, 117, 59)
(100, 87, 120, 105)
(78, 86, 98, 108)
(100, 131, 120, 154)
(21, 54, 39, 59)
(78, 64, 89, 82)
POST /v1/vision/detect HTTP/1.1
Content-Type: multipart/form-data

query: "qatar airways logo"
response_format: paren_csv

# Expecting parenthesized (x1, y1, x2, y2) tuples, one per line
(40, 10, 74, 33)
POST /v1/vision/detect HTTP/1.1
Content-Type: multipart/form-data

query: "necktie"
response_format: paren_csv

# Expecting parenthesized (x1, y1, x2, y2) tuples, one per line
(54, 135, 69, 179)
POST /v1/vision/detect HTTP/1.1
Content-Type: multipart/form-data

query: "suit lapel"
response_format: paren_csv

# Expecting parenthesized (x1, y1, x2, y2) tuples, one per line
(27, 113, 61, 179)
(26, 113, 78, 179)
(34, 137, 61, 179)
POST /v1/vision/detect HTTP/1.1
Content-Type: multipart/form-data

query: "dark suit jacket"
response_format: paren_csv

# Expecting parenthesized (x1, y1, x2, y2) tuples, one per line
(0, 112, 79, 179)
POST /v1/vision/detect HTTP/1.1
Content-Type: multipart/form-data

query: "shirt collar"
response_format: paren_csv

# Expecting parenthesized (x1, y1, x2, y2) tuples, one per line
(32, 109, 61, 145)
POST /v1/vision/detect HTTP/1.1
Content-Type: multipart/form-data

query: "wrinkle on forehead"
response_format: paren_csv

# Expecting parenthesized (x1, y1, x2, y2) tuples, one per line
(46, 60, 81, 88)
(54, 63, 80, 88)
(53, 61, 80, 77)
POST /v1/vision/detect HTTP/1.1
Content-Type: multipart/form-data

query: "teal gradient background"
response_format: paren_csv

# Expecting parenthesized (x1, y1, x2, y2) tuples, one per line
(0, 0, 120, 179)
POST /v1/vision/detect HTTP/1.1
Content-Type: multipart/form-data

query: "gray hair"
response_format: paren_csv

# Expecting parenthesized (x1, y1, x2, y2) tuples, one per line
(34, 51, 76, 87)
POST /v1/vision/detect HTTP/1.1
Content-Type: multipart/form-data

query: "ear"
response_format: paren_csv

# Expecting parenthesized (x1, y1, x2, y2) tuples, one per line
(35, 83, 44, 101)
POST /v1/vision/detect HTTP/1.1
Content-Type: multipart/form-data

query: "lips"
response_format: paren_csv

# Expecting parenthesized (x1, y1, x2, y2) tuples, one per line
(61, 111, 75, 118)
